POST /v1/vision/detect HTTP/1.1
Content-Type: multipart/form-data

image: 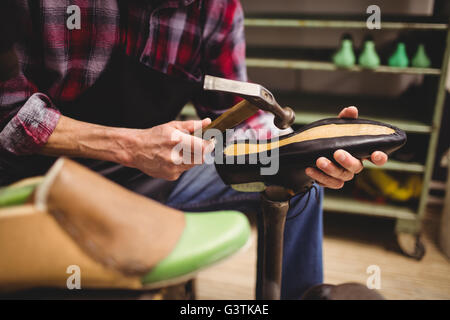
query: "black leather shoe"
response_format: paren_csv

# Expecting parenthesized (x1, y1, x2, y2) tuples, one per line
(215, 118, 407, 194)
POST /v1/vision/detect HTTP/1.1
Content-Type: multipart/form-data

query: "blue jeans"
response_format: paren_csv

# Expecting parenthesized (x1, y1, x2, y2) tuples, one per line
(165, 164, 324, 299)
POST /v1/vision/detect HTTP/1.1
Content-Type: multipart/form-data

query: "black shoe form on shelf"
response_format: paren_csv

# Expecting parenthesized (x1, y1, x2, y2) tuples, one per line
(215, 118, 407, 195)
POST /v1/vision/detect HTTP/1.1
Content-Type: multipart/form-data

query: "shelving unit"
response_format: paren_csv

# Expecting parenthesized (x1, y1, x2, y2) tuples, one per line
(322, 195, 417, 220)
(244, 14, 449, 259)
(271, 92, 434, 133)
(180, 13, 449, 259)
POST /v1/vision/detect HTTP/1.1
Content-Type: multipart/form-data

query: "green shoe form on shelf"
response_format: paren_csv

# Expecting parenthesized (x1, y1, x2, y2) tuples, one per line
(388, 42, 409, 68)
(358, 40, 380, 69)
(333, 37, 356, 68)
(0, 158, 251, 291)
(412, 44, 431, 68)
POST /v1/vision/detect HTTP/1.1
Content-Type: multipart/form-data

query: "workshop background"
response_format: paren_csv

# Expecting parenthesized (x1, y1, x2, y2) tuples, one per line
(186, 0, 450, 300)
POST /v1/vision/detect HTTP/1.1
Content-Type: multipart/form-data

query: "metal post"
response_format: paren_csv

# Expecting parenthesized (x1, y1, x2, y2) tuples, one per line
(255, 186, 291, 300)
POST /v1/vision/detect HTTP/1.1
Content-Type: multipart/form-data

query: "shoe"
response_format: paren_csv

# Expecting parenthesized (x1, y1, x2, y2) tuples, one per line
(0, 158, 250, 290)
(215, 118, 407, 194)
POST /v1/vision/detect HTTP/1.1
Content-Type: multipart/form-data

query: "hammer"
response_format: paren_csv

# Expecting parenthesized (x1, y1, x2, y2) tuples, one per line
(200, 75, 296, 300)
(198, 75, 295, 134)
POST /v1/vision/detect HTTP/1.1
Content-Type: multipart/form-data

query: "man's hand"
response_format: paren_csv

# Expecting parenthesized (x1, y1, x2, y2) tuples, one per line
(41, 116, 214, 181)
(305, 106, 388, 189)
(126, 119, 214, 180)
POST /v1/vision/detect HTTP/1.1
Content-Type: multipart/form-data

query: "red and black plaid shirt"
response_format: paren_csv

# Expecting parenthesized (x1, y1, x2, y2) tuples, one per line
(0, 0, 280, 156)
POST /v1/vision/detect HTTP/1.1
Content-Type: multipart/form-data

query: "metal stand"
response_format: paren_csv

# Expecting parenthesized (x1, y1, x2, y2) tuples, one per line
(255, 186, 291, 300)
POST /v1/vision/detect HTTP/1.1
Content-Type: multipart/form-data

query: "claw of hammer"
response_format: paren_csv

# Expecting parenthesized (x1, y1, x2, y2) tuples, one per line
(203, 75, 295, 130)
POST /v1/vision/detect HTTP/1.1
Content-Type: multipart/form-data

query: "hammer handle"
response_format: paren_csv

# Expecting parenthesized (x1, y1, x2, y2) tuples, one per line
(194, 99, 259, 137)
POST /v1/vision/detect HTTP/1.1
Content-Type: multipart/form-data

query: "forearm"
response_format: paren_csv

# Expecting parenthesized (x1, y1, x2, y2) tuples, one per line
(40, 115, 136, 165)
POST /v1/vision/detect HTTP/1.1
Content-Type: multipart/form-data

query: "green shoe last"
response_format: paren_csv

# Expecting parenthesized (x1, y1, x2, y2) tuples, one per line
(333, 39, 356, 68)
(412, 44, 431, 68)
(388, 42, 409, 68)
(359, 40, 380, 69)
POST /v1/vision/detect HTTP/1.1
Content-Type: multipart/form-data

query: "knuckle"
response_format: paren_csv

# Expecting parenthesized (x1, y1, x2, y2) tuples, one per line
(337, 167, 347, 179)
(342, 170, 354, 181)
(323, 175, 334, 185)
(324, 165, 337, 177)
(323, 174, 343, 188)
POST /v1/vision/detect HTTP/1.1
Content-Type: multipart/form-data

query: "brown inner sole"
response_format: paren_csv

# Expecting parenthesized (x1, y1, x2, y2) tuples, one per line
(224, 123, 395, 156)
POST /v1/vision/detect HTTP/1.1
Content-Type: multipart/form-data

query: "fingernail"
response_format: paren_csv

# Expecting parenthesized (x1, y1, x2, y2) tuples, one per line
(305, 168, 313, 175)
(318, 158, 328, 169)
(374, 153, 382, 162)
(337, 151, 346, 162)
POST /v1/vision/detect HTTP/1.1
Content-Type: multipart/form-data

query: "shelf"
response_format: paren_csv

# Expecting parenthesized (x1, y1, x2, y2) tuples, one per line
(276, 92, 433, 134)
(246, 57, 442, 75)
(323, 194, 417, 220)
(293, 109, 431, 134)
(364, 160, 424, 173)
(245, 18, 448, 30)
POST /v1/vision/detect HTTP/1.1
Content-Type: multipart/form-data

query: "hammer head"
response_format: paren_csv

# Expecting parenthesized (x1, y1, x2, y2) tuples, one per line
(203, 75, 295, 130)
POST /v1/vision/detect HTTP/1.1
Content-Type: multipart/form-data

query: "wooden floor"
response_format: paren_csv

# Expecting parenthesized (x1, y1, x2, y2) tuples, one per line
(196, 205, 450, 300)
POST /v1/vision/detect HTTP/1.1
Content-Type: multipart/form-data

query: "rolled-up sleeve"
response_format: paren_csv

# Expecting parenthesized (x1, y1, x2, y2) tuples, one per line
(0, 91, 60, 155)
